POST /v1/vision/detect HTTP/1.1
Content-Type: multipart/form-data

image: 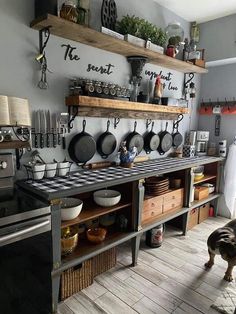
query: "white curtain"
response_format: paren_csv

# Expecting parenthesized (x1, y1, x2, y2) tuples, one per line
(224, 144, 236, 218)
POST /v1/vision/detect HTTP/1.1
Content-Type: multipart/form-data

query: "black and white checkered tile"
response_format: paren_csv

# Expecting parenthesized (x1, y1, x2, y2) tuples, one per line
(24, 156, 218, 194)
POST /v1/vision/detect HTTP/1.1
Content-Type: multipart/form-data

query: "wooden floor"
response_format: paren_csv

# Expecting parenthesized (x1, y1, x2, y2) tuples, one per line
(58, 216, 236, 314)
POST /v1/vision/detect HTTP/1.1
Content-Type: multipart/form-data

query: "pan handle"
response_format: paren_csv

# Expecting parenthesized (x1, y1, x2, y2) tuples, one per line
(82, 119, 86, 132)
(134, 121, 137, 132)
(106, 120, 110, 132)
(165, 121, 168, 131)
(151, 121, 154, 132)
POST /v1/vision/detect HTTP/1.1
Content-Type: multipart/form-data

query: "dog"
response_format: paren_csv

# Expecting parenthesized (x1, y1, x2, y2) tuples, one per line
(205, 219, 236, 281)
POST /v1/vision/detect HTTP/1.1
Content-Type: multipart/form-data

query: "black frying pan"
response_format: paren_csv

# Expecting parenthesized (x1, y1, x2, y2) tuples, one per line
(68, 119, 96, 164)
(158, 122, 173, 155)
(172, 114, 184, 148)
(97, 120, 117, 159)
(144, 121, 160, 154)
(125, 121, 144, 155)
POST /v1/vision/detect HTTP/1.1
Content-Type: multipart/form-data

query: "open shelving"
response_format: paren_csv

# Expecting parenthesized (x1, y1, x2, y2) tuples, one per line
(0, 140, 30, 149)
(61, 199, 132, 229)
(30, 14, 208, 74)
(190, 193, 221, 209)
(193, 174, 217, 185)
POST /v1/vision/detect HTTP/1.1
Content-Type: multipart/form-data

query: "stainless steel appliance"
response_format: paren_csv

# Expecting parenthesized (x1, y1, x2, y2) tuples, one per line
(196, 131, 209, 156)
(0, 153, 52, 314)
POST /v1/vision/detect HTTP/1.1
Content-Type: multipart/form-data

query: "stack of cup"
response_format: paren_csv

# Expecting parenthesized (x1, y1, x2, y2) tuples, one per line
(219, 140, 227, 157)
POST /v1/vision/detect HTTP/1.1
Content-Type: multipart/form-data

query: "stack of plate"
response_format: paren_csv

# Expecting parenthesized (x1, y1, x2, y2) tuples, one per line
(145, 177, 170, 196)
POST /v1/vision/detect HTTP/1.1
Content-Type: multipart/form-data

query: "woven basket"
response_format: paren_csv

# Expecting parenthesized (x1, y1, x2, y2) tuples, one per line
(93, 247, 117, 277)
(60, 259, 93, 300)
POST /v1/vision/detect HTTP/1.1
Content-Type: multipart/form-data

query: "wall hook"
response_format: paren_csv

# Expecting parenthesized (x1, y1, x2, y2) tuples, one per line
(114, 117, 120, 129)
(68, 106, 79, 131)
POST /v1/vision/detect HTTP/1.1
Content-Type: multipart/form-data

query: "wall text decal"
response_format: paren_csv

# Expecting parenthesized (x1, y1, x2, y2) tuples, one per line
(145, 70, 178, 91)
(61, 44, 80, 61)
(86, 63, 115, 75)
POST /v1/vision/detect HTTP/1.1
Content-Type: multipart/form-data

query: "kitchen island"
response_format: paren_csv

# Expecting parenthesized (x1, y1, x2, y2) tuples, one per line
(17, 155, 224, 312)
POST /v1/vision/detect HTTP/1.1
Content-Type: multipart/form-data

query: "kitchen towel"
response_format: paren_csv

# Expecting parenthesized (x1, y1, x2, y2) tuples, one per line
(224, 144, 236, 218)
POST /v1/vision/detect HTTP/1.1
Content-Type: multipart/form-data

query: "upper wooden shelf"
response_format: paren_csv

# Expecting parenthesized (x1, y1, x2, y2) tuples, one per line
(30, 14, 208, 74)
(66, 95, 189, 120)
(0, 140, 30, 150)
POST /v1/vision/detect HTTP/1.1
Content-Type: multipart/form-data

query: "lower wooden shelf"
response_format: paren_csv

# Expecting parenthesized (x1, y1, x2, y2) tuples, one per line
(190, 193, 221, 209)
(0, 140, 30, 149)
(56, 230, 137, 275)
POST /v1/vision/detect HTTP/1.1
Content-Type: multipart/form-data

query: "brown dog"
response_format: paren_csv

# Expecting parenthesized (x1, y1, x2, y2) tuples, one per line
(205, 219, 236, 281)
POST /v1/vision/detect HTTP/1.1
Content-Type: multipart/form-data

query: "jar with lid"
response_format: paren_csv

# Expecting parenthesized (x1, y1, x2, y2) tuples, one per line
(109, 84, 116, 97)
(85, 80, 95, 94)
(60, 0, 78, 23)
(102, 82, 109, 95)
(95, 81, 102, 94)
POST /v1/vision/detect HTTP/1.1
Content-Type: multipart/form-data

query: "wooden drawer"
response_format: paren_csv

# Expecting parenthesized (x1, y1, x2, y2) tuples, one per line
(187, 208, 199, 230)
(163, 189, 184, 213)
(198, 202, 210, 223)
(142, 195, 163, 223)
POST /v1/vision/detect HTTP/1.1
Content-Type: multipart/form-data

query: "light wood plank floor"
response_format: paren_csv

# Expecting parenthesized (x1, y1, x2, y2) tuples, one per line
(59, 217, 236, 314)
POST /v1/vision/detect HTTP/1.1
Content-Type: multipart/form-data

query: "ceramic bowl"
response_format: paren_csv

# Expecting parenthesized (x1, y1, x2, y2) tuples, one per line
(93, 190, 121, 207)
(45, 163, 57, 178)
(99, 213, 116, 227)
(60, 198, 83, 221)
(86, 227, 107, 244)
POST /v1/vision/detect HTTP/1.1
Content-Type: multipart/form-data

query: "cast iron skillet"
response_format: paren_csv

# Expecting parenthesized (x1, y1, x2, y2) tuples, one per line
(172, 114, 184, 148)
(125, 121, 144, 155)
(158, 122, 173, 155)
(97, 120, 117, 159)
(144, 121, 160, 154)
(68, 119, 96, 164)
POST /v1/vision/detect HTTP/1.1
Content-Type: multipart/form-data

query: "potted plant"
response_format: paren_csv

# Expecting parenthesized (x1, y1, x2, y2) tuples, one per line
(146, 26, 167, 54)
(116, 15, 146, 47)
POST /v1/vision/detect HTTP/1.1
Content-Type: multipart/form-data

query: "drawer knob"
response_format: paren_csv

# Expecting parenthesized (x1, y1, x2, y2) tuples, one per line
(151, 211, 155, 216)
(151, 203, 155, 207)
(172, 196, 175, 199)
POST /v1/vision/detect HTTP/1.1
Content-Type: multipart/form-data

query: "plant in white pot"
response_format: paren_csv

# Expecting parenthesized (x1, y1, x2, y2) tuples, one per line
(116, 15, 146, 47)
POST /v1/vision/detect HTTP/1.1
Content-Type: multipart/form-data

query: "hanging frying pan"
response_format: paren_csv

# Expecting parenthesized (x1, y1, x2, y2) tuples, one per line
(144, 121, 160, 154)
(125, 121, 144, 155)
(68, 119, 96, 164)
(172, 114, 184, 148)
(158, 122, 172, 155)
(97, 120, 117, 159)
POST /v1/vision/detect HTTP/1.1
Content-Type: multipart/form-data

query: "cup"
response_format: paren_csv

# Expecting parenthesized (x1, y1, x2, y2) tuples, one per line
(57, 161, 70, 177)
(32, 164, 45, 180)
(45, 163, 57, 178)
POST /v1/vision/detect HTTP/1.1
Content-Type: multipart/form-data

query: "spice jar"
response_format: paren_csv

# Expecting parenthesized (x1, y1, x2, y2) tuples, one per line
(60, 0, 79, 23)
(95, 81, 102, 94)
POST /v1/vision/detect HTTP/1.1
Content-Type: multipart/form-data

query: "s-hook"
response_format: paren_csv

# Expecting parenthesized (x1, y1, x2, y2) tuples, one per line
(68, 106, 79, 131)
(114, 117, 120, 129)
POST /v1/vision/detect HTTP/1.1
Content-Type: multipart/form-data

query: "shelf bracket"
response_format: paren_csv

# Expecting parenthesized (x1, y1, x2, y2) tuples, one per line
(39, 26, 51, 58)
(68, 106, 79, 131)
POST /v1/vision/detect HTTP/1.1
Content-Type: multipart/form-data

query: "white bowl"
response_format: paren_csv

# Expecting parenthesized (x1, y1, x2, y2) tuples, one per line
(93, 190, 121, 207)
(60, 198, 83, 221)
(45, 163, 57, 178)
(33, 164, 45, 180)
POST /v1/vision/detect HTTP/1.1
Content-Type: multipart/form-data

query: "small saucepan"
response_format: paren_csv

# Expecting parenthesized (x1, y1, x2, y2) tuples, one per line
(125, 121, 144, 155)
(172, 114, 184, 148)
(144, 121, 160, 154)
(158, 122, 173, 155)
(68, 119, 96, 164)
(97, 120, 117, 159)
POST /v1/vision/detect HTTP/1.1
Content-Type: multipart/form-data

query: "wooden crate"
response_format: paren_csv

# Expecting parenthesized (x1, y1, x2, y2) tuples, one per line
(187, 208, 199, 230)
(198, 203, 210, 223)
(194, 186, 209, 200)
(60, 259, 93, 300)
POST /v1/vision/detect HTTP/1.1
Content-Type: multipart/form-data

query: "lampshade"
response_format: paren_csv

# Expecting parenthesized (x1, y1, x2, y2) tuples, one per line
(0, 95, 31, 126)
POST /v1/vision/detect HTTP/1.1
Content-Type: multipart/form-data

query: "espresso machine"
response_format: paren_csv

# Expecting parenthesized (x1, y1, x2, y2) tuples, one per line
(196, 131, 209, 156)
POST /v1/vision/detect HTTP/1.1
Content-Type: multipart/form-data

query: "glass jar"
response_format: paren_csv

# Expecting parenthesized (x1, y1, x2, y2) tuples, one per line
(165, 22, 184, 46)
(85, 80, 95, 93)
(60, 0, 78, 23)
(109, 84, 116, 96)
(95, 81, 102, 94)
(102, 83, 109, 95)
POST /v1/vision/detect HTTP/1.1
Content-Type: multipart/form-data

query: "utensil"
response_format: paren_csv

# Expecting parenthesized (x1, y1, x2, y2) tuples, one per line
(46, 110, 51, 148)
(144, 121, 160, 154)
(68, 119, 96, 164)
(158, 122, 173, 155)
(34, 111, 41, 149)
(125, 121, 144, 155)
(40, 110, 47, 149)
(172, 114, 184, 148)
(97, 120, 117, 159)
(32, 111, 38, 148)
(52, 113, 57, 148)
(57, 113, 61, 146)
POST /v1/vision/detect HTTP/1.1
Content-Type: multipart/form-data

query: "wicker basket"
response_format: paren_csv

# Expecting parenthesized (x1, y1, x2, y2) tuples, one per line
(93, 247, 117, 277)
(60, 259, 93, 300)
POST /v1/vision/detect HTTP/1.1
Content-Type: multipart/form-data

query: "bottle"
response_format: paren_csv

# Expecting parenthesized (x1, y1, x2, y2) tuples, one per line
(153, 75, 163, 104)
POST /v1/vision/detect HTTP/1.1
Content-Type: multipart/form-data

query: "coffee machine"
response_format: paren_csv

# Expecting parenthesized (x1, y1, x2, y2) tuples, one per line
(196, 131, 209, 156)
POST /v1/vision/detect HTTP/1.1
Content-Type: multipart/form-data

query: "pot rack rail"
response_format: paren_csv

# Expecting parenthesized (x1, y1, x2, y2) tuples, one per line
(199, 98, 236, 115)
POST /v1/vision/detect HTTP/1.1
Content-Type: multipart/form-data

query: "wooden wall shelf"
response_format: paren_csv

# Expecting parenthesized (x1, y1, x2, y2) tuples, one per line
(0, 140, 30, 149)
(66, 95, 189, 120)
(31, 14, 208, 74)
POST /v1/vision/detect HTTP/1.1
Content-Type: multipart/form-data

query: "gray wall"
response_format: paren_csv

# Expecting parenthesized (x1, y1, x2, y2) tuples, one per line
(0, 0, 200, 180)
(198, 13, 236, 62)
(198, 15, 236, 217)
